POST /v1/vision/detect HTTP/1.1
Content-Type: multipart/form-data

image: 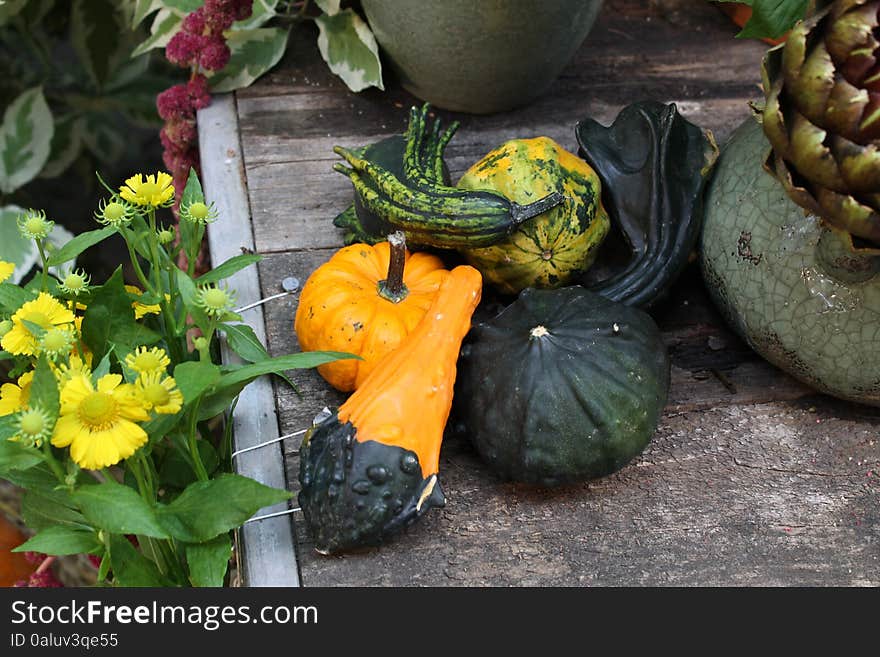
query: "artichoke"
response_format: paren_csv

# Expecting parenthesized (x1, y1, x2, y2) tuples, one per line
(762, 0, 880, 245)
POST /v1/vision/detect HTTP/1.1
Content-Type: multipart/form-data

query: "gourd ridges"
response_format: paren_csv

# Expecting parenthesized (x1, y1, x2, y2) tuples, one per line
(298, 411, 445, 554)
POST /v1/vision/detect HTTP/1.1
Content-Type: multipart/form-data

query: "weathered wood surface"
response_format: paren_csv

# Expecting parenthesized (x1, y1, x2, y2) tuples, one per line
(199, 96, 300, 587)
(228, 0, 880, 585)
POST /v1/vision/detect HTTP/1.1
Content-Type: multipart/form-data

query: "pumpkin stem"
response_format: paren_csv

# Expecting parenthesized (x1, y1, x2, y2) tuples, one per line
(378, 231, 409, 303)
(508, 191, 566, 228)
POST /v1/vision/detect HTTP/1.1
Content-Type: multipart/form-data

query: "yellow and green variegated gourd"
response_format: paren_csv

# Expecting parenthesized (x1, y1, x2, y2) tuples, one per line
(456, 137, 610, 294)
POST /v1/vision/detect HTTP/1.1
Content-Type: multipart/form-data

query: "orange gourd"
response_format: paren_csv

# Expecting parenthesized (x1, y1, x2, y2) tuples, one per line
(297, 265, 483, 553)
(294, 232, 449, 391)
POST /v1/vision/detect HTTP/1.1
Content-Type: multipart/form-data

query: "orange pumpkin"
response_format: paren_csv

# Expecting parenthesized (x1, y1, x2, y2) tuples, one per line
(0, 516, 35, 587)
(295, 232, 449, 391)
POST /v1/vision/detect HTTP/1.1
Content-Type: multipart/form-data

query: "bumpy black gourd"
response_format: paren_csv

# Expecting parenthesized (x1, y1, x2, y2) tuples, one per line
(298, 411, 445, 554)
(456, 286, 670, 486)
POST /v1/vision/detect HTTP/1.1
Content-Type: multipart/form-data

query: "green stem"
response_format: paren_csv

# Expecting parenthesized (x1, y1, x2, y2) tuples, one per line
(41, 442, 66, 486)
(187, 399, 209, 482)
(36, 239, 50, 292)
(121, 230, 153, 294)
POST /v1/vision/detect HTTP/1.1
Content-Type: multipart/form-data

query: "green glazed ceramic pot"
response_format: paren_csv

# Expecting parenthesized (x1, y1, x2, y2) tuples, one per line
(701, 118, 880, 406)
(360, 0, 604, 114)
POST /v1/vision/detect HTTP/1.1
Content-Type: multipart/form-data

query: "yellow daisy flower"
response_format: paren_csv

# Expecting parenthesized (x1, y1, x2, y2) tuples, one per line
(124, 285, 169, 319)
(125, 346, 171, 375)
(0, 371, 34, 416)
(136, 371, 183, 415)
(53, 352, 93, 385)
(2, 293, 75, 356)
(0, 260, 14, 284)
(51, 373, 150, 470)
(119, 172, 174, 208)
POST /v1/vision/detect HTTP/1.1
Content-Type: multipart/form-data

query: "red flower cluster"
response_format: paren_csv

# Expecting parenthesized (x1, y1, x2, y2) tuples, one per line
(14, 553, 62, 588)
(158, 0, 254, 203)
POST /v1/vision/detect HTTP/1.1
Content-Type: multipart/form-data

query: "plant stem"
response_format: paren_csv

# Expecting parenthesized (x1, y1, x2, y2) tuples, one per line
(36, 240, 50, 292)
(377, 231, 409, 303)
(41, 442, 66, 486)
(187, 400, 209, 482)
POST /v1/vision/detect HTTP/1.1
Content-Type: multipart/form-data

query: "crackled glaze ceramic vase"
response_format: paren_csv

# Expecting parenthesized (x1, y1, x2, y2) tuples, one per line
(701, 118, 880, 406)
(361, 0, 604, 114)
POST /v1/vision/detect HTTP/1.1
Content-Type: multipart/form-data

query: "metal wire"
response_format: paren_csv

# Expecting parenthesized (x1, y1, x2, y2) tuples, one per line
(231, 428, 308, 458)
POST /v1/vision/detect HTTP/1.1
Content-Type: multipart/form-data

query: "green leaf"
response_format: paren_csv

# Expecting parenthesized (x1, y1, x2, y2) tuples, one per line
(0, 87, 53, 194)
(181, 166, 204, 207)
(178, 167, 202, 256)
(209, 27, 290, 93)
(157, 473, 291, 543)
(736, 0, 809, 40)
(161, 0, 202, 11)
(131, 8, 182, 58)
(222, 323, 269, 363)
(196, 254, 262, 285)
(108, 533, 169, 586)
(173, 360, 221, 403)
(82, 268, 161, 360)
(38, 115, 84, 179)
(217, 351, 356, 390)
(185, 533, 231, 587)
(30, 355, 59, 422)
(0, 281, 33, 313)
(47, 227, 116, 267)
(234, 0, 278, 29)
(73, 480, 170, 539)
(78, 114, 126, 163)
(71, 0, 130, 90)
(314, 9, 384, 92)
(0, 0, 28, 27)
(21, 486, 89, 532)
(174, 268, 211, 329)
(142, 412, 181, 444)
(158, 440, 218, 489)
(314, 0, 341, 15)
(0, 205, 38, 284)
(0, 439, 44, 473)
(14, 525, 101, 556)
(131, 0, 165, 29)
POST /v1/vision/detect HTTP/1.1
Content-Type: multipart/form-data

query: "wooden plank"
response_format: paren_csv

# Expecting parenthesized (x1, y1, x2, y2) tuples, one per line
(198, 95, 300, 587)
(291, 398, 880, 586)
(235, 0, 768, 253)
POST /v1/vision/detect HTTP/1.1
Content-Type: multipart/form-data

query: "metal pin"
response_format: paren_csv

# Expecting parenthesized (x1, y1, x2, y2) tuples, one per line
(231, 428, 308, 458)
(245, 507, 302, 524)
(234, 291, 291, 314)
(233, 277, 301, 313)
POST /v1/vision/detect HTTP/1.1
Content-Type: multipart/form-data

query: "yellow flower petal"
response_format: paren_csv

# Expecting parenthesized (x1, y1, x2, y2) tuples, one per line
(96, 373, 122, 394)
(0, 261, 14, 284)
(53, 372, 149, 469)
(51, 413, 85, 448)
(2, 293, 76, 356)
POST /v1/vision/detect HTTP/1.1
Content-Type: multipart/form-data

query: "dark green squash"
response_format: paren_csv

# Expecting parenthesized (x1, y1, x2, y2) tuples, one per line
(575, 101, 719, 307)
(456, 286, 670, 486)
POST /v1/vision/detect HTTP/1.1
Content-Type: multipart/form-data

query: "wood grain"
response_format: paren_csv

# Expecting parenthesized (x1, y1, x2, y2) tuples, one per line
(218, 0, 880, 586)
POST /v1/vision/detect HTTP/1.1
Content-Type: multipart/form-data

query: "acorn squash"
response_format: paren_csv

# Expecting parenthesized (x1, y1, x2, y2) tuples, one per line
(298, 265, 483, 553)
(456, 286, 669, 486)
